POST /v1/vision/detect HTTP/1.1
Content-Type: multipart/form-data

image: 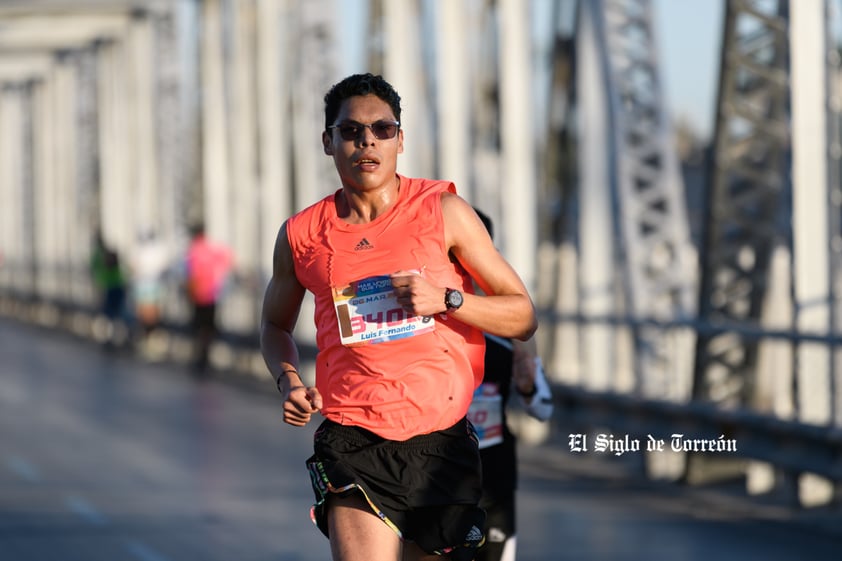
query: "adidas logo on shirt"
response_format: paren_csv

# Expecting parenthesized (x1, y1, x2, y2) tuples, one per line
(354, 238, 374, 251)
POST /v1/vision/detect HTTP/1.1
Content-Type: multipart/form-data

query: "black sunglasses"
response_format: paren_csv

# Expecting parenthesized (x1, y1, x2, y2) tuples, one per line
(327, 120, 401, 141)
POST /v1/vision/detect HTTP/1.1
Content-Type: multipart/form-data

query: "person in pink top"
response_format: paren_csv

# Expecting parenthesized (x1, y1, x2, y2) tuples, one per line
(260, 73, 536, 561)
(186, 223, 232, 375)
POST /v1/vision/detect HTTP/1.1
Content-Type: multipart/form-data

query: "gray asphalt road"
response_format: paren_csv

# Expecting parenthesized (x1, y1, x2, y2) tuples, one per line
(2, 317, 841, 561)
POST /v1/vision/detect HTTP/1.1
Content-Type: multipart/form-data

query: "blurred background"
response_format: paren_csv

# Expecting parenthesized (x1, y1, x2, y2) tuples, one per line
(3, 0, 842, 558)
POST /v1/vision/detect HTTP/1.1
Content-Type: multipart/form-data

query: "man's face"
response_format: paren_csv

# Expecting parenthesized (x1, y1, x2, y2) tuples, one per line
(323, 94, 404, 191)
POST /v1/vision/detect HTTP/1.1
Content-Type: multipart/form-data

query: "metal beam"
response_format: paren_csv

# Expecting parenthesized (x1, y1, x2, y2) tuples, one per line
(0, 0, 168, 17)
(0, 54, 52, 82)
(579, 0, 697, 401)
(693, 0, 791, 408)
(0, 15, 130, 51)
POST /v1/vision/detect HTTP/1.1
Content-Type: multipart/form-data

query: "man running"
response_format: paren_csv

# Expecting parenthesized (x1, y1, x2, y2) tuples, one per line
(260, 73, 537, 561)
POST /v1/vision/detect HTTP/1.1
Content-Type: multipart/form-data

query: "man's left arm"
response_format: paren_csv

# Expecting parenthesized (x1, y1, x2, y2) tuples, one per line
(512, 338, 554, 421)
(442, 194, 537, 340)
(390, 193, 537, 340)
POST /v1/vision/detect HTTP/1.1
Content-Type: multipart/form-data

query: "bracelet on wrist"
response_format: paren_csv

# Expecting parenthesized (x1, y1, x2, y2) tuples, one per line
(276, 369, 299, 393)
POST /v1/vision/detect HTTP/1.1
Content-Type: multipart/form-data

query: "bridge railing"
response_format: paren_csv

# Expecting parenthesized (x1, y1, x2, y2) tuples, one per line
(3, 265, 842, 499)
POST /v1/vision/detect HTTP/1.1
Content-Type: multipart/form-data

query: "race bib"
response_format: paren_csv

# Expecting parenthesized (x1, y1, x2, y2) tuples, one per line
(467, 383, 504, 449)
(332, 274, 435, 347)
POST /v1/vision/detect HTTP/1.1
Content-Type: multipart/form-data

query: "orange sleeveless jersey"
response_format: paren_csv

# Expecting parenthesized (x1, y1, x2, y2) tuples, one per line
(285, 175, 485, 440)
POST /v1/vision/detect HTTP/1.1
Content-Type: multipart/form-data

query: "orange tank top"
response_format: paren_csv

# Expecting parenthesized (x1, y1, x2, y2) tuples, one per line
(285, 175, 485, 440)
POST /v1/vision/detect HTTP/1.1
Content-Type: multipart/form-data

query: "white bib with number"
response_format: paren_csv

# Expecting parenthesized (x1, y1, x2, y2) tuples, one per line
(332, 274, 435, 347)
(467, 383, 504, 449)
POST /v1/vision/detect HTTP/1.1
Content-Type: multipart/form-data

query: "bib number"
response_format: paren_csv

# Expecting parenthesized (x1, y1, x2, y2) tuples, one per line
(332, 274, 435, 347)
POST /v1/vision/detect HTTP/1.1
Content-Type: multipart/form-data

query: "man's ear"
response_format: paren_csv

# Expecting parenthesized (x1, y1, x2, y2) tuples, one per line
(397, 129, 404, 154)
(323, 131, 333, 155)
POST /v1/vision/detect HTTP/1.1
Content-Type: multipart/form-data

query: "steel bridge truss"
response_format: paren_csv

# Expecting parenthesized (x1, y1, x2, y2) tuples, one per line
(692, 0, 791, 408)
(583, 0, 697, 399)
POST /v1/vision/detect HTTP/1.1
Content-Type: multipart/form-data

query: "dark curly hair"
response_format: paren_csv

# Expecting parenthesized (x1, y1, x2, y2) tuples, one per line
(323, 73, 402, 130)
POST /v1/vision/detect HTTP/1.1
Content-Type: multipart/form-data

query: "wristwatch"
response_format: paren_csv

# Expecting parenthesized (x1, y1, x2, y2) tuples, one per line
(444, 288, 464, 311)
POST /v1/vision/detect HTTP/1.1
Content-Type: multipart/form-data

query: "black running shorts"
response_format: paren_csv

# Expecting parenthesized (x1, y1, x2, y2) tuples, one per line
(306, 417, 486, 559)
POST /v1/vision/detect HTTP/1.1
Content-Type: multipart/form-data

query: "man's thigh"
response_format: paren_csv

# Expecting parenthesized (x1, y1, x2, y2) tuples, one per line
(326, 493, 446, 561)
(327, 493, 401, 561)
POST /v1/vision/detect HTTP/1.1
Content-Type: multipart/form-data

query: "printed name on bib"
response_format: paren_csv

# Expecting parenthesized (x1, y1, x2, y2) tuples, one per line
(332, 273, 435, 347)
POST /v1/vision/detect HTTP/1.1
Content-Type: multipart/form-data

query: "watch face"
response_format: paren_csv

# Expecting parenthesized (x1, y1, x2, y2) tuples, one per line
(447, 289, 463, 309)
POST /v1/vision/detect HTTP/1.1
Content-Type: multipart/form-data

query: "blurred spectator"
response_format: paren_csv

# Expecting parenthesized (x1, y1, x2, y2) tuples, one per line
(185, 223, 233, 376)
(90, 230, 129, 348)
(469, 208, 553, 561)
(129, 230, 171, 358)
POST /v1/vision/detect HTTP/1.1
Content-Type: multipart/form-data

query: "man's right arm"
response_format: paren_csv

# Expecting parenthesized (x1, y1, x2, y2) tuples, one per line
(259, 222, 322, 425)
